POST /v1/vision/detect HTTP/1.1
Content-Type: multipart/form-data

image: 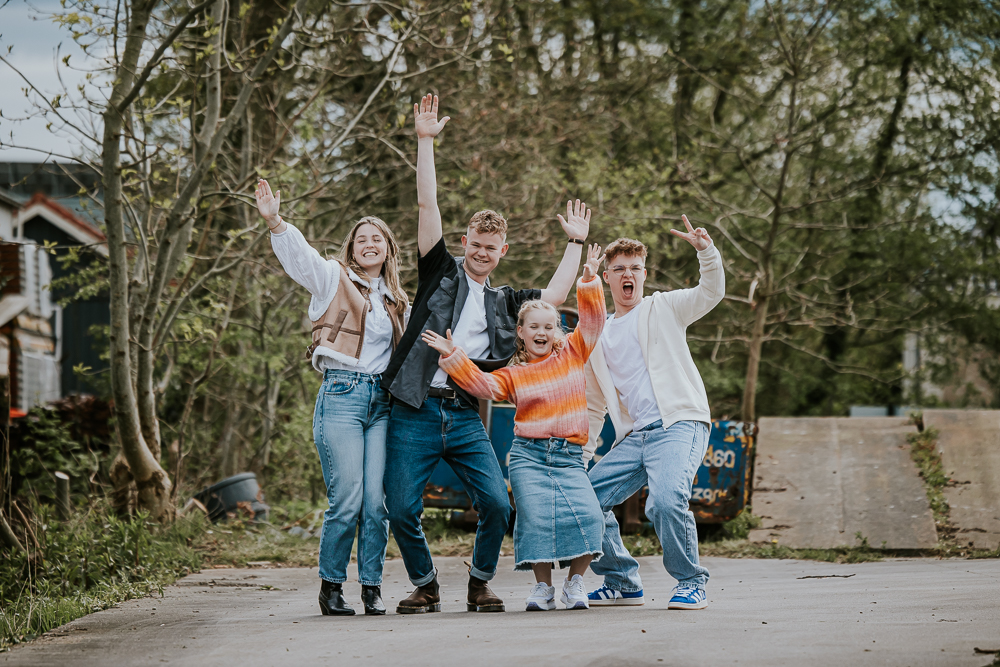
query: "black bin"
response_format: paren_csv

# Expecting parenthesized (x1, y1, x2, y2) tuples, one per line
(193, 473, 270, 522)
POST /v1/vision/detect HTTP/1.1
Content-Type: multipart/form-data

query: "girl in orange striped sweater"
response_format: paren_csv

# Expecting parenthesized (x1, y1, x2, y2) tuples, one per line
(422, 244, 607, 611)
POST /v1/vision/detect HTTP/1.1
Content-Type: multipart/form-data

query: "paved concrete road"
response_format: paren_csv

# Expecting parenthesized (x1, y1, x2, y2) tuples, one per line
(5, 556, 999, 667)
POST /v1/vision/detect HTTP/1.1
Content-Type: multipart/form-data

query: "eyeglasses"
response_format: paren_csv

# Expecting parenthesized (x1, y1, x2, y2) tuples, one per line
(609, 265, 646, 275)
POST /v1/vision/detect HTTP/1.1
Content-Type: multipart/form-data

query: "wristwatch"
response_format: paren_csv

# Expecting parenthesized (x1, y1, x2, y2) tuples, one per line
(568, 238, 585, 245)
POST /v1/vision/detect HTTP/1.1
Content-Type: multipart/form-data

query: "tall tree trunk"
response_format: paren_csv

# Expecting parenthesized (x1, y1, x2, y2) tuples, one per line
(741, 294, 770, 422)
(104, 0, 308, 518)
(218, 400, 241, 478)
(740, 75, 797, 422)
(102, 0, 174, 521)
(137, 0, 227, 464)
(258, 366, 281, 469)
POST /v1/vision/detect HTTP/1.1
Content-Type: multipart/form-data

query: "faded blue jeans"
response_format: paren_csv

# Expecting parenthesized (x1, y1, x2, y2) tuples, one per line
(588, 420, 711, 591)
(384, 397, 511, 585)
(313, 370, 390, 586)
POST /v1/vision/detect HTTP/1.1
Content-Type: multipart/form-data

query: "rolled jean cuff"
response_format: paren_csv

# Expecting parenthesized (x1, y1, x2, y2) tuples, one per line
(677, 575, 708, 588)
(603, 577, 642, 594)
(469, 564, 495, 582)
(411, 567, 438, 588)
(320, 575, 346, 584)
(358, 579, 382, 587)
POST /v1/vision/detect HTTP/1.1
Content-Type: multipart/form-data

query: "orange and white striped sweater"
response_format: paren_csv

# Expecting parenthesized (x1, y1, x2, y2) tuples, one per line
(438, 276, 606, 445)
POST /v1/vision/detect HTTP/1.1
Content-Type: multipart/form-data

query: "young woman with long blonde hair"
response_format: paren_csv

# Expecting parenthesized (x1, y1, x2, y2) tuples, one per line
(255, 179, 408, 617)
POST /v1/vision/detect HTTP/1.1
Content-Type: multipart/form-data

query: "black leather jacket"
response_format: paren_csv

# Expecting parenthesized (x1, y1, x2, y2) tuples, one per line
(382, 239, 539, 409)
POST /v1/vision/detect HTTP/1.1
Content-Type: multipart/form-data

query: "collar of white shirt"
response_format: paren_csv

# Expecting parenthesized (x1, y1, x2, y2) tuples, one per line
(346, 267, 396, 304)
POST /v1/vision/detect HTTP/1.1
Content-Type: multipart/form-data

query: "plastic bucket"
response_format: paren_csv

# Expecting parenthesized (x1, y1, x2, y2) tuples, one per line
(193, 472, 270, 523)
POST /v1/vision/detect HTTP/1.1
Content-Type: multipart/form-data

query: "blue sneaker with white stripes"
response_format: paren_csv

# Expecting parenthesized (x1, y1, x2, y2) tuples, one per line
(587, 585, 644, 606)
(668, 584, 708, 610)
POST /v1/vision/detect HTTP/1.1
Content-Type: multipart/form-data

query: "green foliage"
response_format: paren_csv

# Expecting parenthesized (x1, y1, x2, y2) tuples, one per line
(9, 407, 100, 503)
(49, 247, 108, 306)
(720, 509, 763, 541)
(907, 427, 950, 517)
(28, 0, 1000, 516)
(260, 399, 323, 504)
(0, 505, 203, 649)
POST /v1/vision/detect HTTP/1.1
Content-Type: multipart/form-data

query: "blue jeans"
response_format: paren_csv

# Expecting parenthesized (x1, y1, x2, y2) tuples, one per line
(312, 370, 390, 586)
(588, 420, 710, 591)
(384, 397, 511, 585)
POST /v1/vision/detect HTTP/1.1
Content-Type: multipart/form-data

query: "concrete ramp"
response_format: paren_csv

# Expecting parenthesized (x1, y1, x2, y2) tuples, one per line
(749, 417, 938, 549)
(923, 409, 1000, 550)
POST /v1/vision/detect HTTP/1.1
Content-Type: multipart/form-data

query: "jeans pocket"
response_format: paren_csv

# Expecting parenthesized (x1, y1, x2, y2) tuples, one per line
(324, 379, 355, 396)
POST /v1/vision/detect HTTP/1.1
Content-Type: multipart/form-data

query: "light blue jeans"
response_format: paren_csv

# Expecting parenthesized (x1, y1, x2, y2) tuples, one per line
(588, 420, 710, 591)
(312, 369, 390, 586)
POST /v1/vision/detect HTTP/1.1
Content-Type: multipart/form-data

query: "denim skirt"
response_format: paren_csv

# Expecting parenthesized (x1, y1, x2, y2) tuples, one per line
(508, 436, 604, 571)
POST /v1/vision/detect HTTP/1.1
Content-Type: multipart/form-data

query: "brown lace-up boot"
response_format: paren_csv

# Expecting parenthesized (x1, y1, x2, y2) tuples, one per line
(395, 577, 441, 614)
(467, 575, 505, 612)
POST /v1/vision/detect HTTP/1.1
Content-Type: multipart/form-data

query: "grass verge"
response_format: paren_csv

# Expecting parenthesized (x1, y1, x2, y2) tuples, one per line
(1, 504, 203, 651)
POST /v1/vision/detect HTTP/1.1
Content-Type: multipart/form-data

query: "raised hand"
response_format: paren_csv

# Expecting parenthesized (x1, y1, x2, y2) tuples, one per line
(557, 199, 591, 241)
(581, 243, 605, 282)
(414, 93, 450, 140)
(670, 214, 713, 251)
(255, 178, 280, 228)
(421, 328, 456, 356)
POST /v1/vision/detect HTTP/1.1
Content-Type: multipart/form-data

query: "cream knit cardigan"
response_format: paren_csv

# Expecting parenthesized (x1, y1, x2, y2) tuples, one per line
(584, 244, 725, 460)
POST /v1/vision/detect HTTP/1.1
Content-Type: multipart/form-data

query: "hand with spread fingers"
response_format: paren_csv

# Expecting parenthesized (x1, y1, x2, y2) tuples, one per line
(414, 93, 450, 140)
(254, 178, 281, 229)
(421, 328, 456, 357)
(557, 199, 591, 241)
(581, 243, 605, 282)
(669, 214, 713, 251)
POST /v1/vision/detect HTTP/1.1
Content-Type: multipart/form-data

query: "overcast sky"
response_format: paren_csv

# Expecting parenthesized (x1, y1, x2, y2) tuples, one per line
(1, 0, 91, 162)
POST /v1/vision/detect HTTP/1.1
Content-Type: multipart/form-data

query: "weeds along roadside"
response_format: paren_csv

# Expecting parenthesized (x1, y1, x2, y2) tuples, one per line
(0, 501, 204, 651)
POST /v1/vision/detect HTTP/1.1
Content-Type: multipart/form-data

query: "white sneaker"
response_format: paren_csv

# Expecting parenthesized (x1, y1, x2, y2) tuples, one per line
(525, 582, 556, 611)
(561, 574, 589, 610)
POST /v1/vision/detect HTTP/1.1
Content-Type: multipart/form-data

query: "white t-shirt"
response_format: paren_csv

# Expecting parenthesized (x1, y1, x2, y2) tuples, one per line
(431, 272, 490, 387)
(600, 307, 661, 430)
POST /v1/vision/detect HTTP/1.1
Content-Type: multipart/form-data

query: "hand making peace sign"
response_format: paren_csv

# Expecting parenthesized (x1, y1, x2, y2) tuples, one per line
(670, 214, 713, 252)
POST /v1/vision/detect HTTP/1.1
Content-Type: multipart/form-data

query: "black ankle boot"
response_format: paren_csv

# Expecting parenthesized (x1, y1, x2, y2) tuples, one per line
(361, 585, 386, 615)
(319, 581, 355, 616)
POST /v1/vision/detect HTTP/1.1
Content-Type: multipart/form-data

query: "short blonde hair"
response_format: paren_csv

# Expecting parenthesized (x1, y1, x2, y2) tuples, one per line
(468, 209, 508, 238)
(604, 237, 647, 265)
(508, 300, 566, 366)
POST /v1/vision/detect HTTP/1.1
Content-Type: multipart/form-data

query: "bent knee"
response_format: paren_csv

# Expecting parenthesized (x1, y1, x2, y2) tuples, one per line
(475, 493, 512, 520)
(646, 490, 694, 518)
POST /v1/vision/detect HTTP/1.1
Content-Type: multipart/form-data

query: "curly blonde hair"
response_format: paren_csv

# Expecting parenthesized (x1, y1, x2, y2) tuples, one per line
(468, 209, 508, 238)
(338, 216, 409, 313)
(604, 237, 648, 265)
(508, 300, 566, 366)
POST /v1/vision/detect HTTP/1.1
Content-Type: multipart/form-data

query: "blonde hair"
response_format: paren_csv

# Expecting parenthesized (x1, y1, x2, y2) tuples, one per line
(508, 300, 566, 366)
(468, 209, 508, 238)
(604, 237, 648, 265)
(339, 216, 409, 313)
